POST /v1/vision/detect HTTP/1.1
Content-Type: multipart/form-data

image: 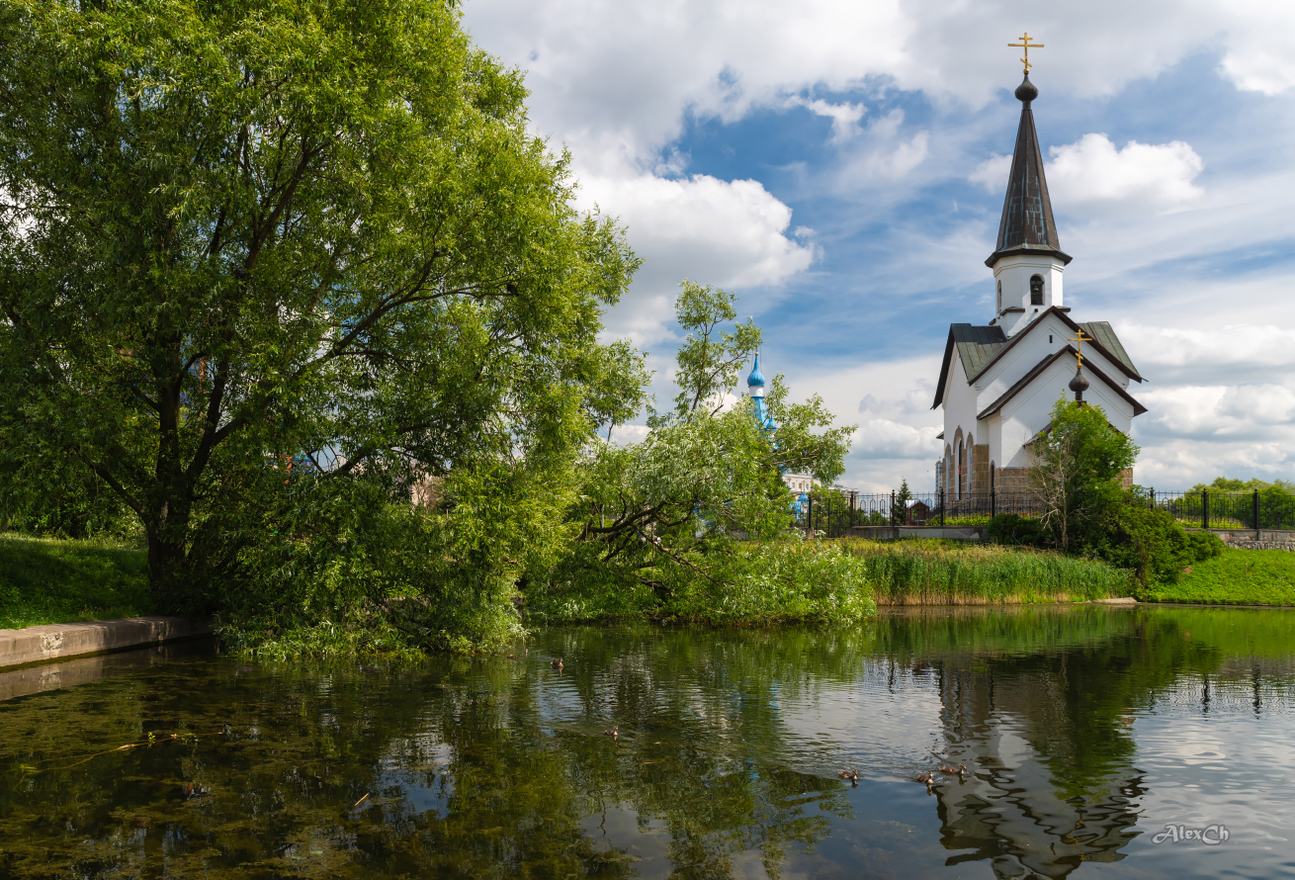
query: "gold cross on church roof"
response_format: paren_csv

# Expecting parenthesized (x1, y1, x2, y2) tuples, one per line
(1009, 33, 1044, 73)
(1067, 330, 1092, 369)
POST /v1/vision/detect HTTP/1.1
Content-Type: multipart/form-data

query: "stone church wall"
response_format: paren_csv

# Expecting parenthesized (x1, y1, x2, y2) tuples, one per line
(970, 444, 991, 496)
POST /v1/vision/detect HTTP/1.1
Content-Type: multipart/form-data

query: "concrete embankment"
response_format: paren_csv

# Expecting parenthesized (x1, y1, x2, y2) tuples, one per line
(0, 617, 213, 671)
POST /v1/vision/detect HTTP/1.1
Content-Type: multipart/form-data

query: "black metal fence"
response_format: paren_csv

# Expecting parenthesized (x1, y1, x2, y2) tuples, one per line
(798, 488, 1295, 538)
(799, 490, 1046, 538)
(1146, 489, 1295, 531)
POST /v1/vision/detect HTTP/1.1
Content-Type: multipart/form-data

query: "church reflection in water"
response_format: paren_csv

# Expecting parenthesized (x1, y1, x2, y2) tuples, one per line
(925, 662, 1144, 878)
(879, 606, 1294, 879)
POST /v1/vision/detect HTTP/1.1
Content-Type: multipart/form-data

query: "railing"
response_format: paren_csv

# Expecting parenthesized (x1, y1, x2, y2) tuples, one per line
(798, 488, 1295, 538)
(1147, 489, 1295, 531)
(800, 490, 1046, 538)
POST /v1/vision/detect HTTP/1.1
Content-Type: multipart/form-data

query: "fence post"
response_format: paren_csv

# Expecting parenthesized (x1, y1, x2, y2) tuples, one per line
(1202, 489, 1209, 530)
(991, 488, 996, 519)
(891, 490, 897, 527)
(940, 488, 945, 527)
(1254, 489, 1261, 533)
(1150, 487, 1155, 510)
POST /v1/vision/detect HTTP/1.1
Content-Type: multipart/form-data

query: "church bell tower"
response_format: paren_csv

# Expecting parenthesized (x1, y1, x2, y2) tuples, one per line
(987, 62, 1071, 336)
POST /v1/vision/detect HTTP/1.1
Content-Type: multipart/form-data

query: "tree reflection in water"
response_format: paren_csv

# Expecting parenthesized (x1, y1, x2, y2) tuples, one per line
(0, 606, 1293, 879)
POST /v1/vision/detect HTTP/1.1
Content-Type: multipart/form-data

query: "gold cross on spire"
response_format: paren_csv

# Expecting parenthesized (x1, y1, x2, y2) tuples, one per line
(1067, 330, 1092, 369)
(1009, 33, 1044, 73)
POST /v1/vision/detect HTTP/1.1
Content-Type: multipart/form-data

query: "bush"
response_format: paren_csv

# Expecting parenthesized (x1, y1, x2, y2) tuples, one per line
(527, 538, 876, 626)
(1089, 503, 1223, 589)
(1184, 530, 1226, 562)
(988, 514, 1047, 548)
(217, 472, 532, 658)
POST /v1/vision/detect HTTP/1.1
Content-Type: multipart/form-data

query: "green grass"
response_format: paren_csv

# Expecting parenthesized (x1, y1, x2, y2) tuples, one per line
(836, 537, 1132, 604)
(0, 534, 152, 629)
(1144, 548, 1295, 606)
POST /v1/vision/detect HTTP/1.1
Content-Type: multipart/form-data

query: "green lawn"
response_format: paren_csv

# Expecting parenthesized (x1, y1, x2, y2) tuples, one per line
(0, 534, 152, 630)
(1145, 548, 1295, 606)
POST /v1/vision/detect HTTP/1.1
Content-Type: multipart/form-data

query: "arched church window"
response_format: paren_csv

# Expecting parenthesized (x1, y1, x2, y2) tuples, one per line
(1030, 274, 1044, 305)
(996, 279, 1002, 312)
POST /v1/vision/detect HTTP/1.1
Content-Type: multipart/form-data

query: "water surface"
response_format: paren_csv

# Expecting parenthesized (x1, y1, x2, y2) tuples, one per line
(2, 605, 1293, 878)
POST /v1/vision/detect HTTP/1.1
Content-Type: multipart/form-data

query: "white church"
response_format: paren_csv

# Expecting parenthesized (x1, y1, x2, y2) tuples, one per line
(933, 70, 1146, 499)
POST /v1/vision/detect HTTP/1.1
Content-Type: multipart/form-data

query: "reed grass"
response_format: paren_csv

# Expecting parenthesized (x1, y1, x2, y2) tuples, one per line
(835, 537, 1132, 604)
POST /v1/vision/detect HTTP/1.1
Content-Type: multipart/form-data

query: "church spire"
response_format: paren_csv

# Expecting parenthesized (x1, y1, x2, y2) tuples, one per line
(984, 73, 1071, 268)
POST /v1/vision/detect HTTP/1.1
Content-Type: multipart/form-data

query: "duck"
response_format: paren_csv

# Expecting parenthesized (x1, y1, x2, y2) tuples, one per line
(550, 657, 564, 671)
(837, 768, 859, 783)
(915, 770, 937, 785)
(603, 726, 618, 737)
(938, 762, 967, 776)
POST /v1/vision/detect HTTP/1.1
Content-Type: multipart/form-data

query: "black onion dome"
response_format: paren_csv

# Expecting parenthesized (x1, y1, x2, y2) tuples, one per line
(1068, 367, 1090, 395)
(1014, 73, 1039, 104)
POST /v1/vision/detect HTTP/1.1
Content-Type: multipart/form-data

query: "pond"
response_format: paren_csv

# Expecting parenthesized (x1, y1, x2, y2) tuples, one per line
(2, 605, 1294, 879)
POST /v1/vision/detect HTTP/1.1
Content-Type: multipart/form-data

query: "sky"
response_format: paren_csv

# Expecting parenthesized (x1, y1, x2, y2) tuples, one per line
(460, 0, 1295, 493)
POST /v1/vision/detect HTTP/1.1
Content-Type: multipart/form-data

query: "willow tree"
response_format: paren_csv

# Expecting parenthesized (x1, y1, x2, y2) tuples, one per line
(0, 0, 642, 605)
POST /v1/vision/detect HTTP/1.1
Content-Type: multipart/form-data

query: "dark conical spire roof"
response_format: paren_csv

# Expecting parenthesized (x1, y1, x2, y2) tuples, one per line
(985, 73, 1072, 267)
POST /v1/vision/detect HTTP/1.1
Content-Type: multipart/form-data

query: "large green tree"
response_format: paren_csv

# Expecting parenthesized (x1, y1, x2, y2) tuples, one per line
(0, 0, 641, 604)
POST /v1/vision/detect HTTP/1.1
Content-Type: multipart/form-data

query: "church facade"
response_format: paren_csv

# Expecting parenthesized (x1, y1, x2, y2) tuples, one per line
(933, 72, 1146, 499)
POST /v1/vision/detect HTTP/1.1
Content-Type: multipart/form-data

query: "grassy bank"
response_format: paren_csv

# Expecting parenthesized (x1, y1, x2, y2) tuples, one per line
(836, 538, 1132, 604)
(0, 534, 152, 629)
(1143, 548, 1295, 606)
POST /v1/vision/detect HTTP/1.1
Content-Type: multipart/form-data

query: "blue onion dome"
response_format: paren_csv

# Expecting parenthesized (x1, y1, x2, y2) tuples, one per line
(747, 353, 766, 388)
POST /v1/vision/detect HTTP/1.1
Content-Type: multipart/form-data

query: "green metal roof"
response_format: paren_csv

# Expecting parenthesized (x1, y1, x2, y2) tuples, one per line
(1079, 321, 1142, 381)
(953, 324, 1007, 379)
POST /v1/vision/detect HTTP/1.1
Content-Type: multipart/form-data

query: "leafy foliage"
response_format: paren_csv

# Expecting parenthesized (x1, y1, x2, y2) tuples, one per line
(1029, 397, 1139, 552)
(1093, 501, 1224, 590)
(530, 283, 861, 622)
(0, 0, 642, 610)
(988, 513, 1047, 548)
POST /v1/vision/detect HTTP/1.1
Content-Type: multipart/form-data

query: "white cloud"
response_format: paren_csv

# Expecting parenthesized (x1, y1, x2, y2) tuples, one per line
(969, 153, 1012, 191)
(855, 418, 943, 459)
(1217, 384, 1295, 426)
(1047, 134, 1204, 210)
(785, 357, 942, 491)
(968, 136, 1205, 212)
(1215, 0, 1295, 95)
(830, 109, 932, 187)
(785, 97, 867, 143)
(608, 424, 651, 445)
(586, 173, 816, 345)
(465, 0, 1295, 166)
(1113, 322, 1295, 386)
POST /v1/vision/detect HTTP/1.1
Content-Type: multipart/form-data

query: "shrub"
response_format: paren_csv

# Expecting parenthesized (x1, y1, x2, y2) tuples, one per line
(988, 514, 1047, 548)
(1090, 503, 1222, 589)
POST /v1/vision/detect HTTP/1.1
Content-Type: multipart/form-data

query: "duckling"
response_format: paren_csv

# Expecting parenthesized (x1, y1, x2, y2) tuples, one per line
(915, 770, 937, 785)
(837, 768, 859, 784)
(550, 657, 564, 671)
(603, 725, 618, 737)
(938, 762, 967, 776)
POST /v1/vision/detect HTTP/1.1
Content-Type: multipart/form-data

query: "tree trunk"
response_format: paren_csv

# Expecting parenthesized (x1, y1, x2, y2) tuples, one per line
(147, 523, 190, 606)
